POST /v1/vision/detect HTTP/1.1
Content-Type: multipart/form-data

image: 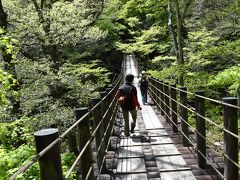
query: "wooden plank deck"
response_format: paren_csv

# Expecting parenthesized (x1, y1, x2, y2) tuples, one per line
(114, 84, 197, 179)
(101, 55, 223, 180)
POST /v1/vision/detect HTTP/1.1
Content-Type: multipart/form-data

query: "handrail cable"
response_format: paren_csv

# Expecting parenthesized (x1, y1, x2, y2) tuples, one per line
(148, 91, 226, 179)
(11, 75, 122, 179)
(150, 78, 240, 110)
(153, 88, 226, 154)
(88, 102, 119, 180)
(150, 85, 240, 169)
(149, 82, 240, 139)
(97, 102, 119, 180)
(150, 84, 237, 155)
(66, 81, 120, 178)
(149, 81, 240, 176)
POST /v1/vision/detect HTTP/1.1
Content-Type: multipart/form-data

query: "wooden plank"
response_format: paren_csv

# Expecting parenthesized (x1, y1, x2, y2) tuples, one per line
(161, 171, 196, 180)
(117, 158, 146, 173)
(118, 146, 144, 158)
(141, 106, 163, 129)
(152, 144, 180, 156)
(120, 137, 142, 147)
(150, 136, 173, 144)
(159, 167, 191, 172)
(155, 155, 191, 170)
(116, 173, 148, 180)
(147, 129, 168, 137)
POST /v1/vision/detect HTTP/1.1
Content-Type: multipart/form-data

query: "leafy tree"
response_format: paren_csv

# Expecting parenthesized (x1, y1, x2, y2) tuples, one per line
(202, 0, 240, 40)
(4, 0, 107, 70)
(210, 66, 240, 105)
(0, 68, 18, 120)
(0, 29, 20, 117)
(167, 0, 193, 85)
(116, 0, 170, 63)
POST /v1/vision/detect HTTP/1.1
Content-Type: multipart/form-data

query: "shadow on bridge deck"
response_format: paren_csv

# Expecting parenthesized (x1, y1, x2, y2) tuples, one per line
(101, 54, 223, 180)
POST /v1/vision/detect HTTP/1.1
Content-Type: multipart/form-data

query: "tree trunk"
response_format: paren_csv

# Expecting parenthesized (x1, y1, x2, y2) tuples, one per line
(168, 0, 179, 62)
(49, 44, 59, 71)
(0, 0, 7, 28)
(175, 0, 184, 86)
(32, 0, 60, 71)
(168, 0, 193, 86)
(237, 87, 240, 117)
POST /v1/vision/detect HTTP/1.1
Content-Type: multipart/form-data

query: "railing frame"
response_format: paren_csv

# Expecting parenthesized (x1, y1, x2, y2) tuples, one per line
(10, 74, 122, 180)
(148, 77, 240, 179)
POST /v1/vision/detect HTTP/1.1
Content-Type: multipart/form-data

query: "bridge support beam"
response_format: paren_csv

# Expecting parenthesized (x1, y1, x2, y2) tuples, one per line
(223, 97, 238, 180)
(179, 87, 189, 146)
(91, 98, 107, 173)
(76, 107, 94, 180)
(159, 81, 165, 115)
(195, 91, 206, 168)
(164, 82, 170, 123)
(34, 128, 63, 180)
(170, 84, 178, 133)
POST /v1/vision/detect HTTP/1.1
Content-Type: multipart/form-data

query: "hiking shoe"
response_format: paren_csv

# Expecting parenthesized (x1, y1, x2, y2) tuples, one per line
(130, 125, 135, 133)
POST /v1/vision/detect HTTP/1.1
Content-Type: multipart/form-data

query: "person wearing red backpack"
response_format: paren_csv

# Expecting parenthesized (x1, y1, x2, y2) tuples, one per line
(117, 74, 141, 136)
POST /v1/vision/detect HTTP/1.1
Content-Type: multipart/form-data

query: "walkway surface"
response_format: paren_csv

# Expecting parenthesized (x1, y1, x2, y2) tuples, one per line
(103, 54, 222, 180)
(116, 55, 195, 180)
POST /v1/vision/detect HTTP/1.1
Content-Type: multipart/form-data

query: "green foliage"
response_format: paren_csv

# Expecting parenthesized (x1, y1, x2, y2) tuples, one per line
(0, 145, 37, 179)
(62, 152, 76, 179)
(148, 65, 178, 84)
(14, 57, 110, 132)
(200, 40, 240, 71)
(0, 29, 17, 59)
(0, 145, 76, 179)
(209, 66, 240, 95)
(115, 0, 169, 59)
(0, 116, 33, 149)
(202, 0, 240, 39)
(0, 68, 19, 120)
(4, 0, 107, 62)
(149, 56, 176, 69)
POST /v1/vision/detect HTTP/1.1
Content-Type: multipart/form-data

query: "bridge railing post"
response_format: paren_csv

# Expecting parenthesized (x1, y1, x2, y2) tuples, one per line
(195, 91, 206, 168)
(170, 84, 178, 132)
(100, 91, 107, 134)
(151, 78, 156, 104)
(91, 98, 106, 173)
(223, 97, 238, 180)
(154, 79, 158, 103)
(105, 87, 112, 138)
(159, 81, 165, 115)
(76, 107, 94, 180)
(179, 87, 189, 146)
(148, 78, 153, 100)
(34, 129, 63, 180)
(164, 82, 170, 123)
(156, 80, 161, 110)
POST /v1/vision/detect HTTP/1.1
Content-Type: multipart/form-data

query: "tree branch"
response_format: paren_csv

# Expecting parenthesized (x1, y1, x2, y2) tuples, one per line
(180, 0, 193, 25)
(31, 0, 45, 23)
(85, 0, 105, 27)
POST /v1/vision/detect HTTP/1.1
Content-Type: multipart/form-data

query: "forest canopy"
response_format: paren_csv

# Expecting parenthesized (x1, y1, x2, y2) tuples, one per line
(0, 0, 239, 179)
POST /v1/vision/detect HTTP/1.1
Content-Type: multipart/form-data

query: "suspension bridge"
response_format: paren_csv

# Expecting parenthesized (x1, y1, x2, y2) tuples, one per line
(10, 54, 239, 180)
